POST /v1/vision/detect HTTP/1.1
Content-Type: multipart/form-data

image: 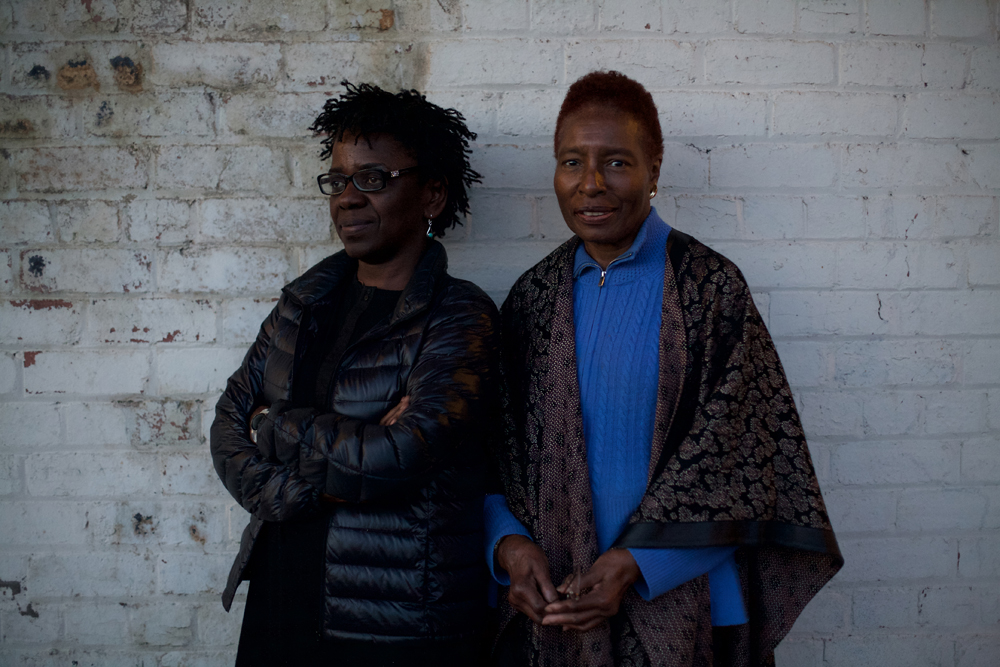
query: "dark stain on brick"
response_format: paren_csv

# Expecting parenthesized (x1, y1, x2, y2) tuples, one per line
(132, 513, 154, 536)
(0, 119, 35, 135)
(23, 351, 40, 367)
(19, 602, 39, 618)
(27, 255, 47, 278)
(0, 580, 22, 596)
(379, 9, 394, 31)
(10, 299, 73, 310)
(161, 330, 182, 343)
(110, 56, 143, 93)
(57, 60, 99, 91)
(81, 0, 94, 12)
(189, 525, 207, 545)
(96, 100, 114, 127)
(28, 65, 51, 81)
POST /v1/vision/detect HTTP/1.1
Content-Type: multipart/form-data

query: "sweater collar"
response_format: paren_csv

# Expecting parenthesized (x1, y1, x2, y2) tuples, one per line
(573, 207, 672, 282)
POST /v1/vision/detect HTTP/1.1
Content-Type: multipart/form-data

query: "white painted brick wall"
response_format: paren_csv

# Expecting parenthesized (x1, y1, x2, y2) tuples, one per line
(0, 0, 997, 664)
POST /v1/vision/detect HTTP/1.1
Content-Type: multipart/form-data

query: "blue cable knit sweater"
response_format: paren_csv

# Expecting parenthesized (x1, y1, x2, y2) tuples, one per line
(486, 209, 747, 626)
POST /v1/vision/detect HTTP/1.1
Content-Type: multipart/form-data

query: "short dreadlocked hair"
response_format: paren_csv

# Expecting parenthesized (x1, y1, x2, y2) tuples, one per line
(310, 81, 481, 238)
(554, 71, 664, 162)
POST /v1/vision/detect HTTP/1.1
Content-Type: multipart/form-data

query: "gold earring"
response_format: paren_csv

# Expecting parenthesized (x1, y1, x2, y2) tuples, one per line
(649, 185, 657, 199)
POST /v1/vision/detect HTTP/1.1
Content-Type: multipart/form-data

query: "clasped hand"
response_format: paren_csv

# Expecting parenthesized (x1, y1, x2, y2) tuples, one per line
(496, 535, 641, 632)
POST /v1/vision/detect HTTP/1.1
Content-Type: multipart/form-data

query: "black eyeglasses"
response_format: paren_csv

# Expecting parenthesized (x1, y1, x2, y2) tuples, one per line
(316, 166, 420, 196)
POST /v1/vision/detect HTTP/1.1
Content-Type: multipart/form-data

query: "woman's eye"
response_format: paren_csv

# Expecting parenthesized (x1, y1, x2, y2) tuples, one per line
(608, 160, 626, 168)
(562, 159, 580, 167)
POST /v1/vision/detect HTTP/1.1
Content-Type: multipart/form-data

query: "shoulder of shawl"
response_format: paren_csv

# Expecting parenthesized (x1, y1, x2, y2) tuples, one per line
(676, 235, 754, 321)
(502, 237, 578, 325)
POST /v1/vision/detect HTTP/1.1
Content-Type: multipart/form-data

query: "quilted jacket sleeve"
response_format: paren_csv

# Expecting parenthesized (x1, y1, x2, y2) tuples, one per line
(260, 287, 500, 505)
(210, 296, 321, 523)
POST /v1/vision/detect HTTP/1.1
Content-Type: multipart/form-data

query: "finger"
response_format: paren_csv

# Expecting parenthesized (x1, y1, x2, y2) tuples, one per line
(541, 608, 603, 627)
(510, 586, 548, 624)
(537, 572, 559, 604)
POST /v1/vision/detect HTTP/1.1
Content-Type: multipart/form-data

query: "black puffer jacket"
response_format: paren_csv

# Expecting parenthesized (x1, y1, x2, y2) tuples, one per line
(211, 241, 499, 644)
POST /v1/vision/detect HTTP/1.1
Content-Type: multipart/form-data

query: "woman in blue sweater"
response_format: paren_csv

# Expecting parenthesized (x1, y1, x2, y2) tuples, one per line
(486, 71, 842, 666)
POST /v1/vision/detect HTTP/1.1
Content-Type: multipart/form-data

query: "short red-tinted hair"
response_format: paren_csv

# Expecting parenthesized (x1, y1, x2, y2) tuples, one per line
(554, 70, 664, 162)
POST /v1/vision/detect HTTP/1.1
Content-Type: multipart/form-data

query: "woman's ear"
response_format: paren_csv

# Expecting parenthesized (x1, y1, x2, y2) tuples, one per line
(649, 158, 662, 190)
(423, 179, 448, 220)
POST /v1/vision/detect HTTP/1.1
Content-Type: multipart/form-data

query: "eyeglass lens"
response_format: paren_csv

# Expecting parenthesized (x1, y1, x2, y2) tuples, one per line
(319, 170, 386, 195)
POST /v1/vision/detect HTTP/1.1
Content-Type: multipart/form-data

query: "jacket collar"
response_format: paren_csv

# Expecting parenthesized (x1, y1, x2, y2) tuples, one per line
(572, 206, 671, 283)
(282, 240, 448, 325)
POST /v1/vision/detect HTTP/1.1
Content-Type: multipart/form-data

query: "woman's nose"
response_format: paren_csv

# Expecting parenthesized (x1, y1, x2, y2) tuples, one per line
(580, 166, 605, 195)
(337, 179, 367, 208)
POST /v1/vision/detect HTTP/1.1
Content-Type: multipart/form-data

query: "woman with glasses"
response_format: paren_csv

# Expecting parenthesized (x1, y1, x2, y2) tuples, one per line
(211, 82, 498, 666)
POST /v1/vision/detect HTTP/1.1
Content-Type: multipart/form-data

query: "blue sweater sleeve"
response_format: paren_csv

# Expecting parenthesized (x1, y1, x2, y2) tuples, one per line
(484, 494, 533, 585)
(629, 547, 747, 626)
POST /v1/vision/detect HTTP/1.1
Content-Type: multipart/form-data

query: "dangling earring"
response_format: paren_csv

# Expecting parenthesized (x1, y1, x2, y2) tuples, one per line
(426, 218, 434, 238)
(649, 185, 657, 199)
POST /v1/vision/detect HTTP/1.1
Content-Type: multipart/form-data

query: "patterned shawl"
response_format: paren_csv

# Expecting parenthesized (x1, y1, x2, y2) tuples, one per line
(491, 231, 843, 667)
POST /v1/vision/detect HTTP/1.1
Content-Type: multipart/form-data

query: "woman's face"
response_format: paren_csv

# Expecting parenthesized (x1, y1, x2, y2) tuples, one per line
(554, 105, 661, 264)
(328, 133, 441, 265)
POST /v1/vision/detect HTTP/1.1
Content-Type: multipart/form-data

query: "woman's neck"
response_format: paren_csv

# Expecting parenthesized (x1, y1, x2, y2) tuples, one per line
(356, 239, 428, 290)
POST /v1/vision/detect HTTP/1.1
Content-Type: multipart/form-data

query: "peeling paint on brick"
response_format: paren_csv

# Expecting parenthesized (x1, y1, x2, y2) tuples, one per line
(110, 56, 143, 92)
(23, 351, 40, 367)
(57, 60, 99, 91)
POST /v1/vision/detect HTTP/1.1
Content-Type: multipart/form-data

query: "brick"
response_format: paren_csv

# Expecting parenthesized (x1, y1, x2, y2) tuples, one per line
(420, 90, 498, 139)
(836, 536, 956, 582)
(704, 40, 836, 85)
(461, 0, 529, 31)
(223, 92, 329, 139)
(734, 0, 796, 34)
(19, 248, 152, 294)
(447, 240, 565, 299)
(769, 291, 888, 337)
(64, 602, 130, 644)
(13, 146, 148, 193)
(919, 586, 982, 628)
(789, 588, 849, 633)
(842, 143, 975, 189)
(867, 0, 926, 35)
(898, 489, 987, 531)
(797, 391, 864, 436)
(664, 0, 731, 33)
(221, 297, 278, 344)
(968, 241, 1000, 285)
(158, 553, 232, 595)
(201, 198, 328, 243)
(772, 639, 823, 667)
(962, 437, 1000, 483)
(0, 501, 97, 545)
(931, 0, 993, 37)
(931, 197, 996, 238)
(798, 0, 860, 34)
(150, 42, 281, 89)
(959, 536, 1000, 578)
(497, 90, 561, 138)
(964, 340, 1000, 386)
(832, 339, 961, 387)
(956, 635, 1000, 667)
(468, 193, 534, 240)
(774, 92, 899, 136)
(155, 145, 290, 194)
(53, 200, 120, 244)
(565, 39, 696, 86)
(825, 636, 954, 666)
(904, 94, 1000, 140)
(328, 0, 399, 31)
(599, 0, 662, 32)
(86, 298, 217, 346)
(969, 46, 1000, 91)
(62, 402, 129, 447)
(921, 43, 972, 90)
(0, 602, 61, 643)
(530, 0, 595, 32)
(652, 92, 768, 137)
(0, 251, 13, 293)
(301, 243, 344, 271)
(394, 0, 463, 32)
(924, 390, 989, 434)
(158, 246, 292, 294)
(25, 451, 159, 496)
(0, 298, 83, 346)
(427, 39, 561, 87)
(84, 93, 216, 138)
(131, 0, 188, 34)
(473, 144, 553, 190)
(126, 199, 196, 244)
(195, 602, 243, 646)
(155, 347, 247, 394)
(674, 196, 739, 240)
(56, 0, 122, 35)
(838, 241, 963, 289)
(823, 488, 897, 533)
(283, 42, 411, 93)
(872, 195, 995, 239)
(0, 352, 18, 394)
(0, 649, 156, 667)
(129, 602, 193, 647)
(0, 402, 62, 448)
(29, 552, 157, 597)
(861, 392, 924, 436)
(0, 454, 22, 494)
(120, 399, 202, 449)
(710, 144, 838, 188)
(0, 95, 76, 140)
(0, 201, 52, 245)
(965, 143, 1000, 190)
(1, 0, 52, 34)
(194, 0, 326, 32)
(661, 143, 709, 189)
(841, 41, 923, 86)
(803, 196, 868, 238)
(883, 291, 1000, 336)
(852, 587, 919, 629)
(162, 450, 222, 495)
(740, 196, 806, 239)
(832, 441, 960, 485)
(983, 486, 1000, 529)
(153, 500, 231, 547)
(773, 340, 828, 387)
(160, 651, 237, 667)
(711, 241, 835, 288)
(24, 350, 150, 395)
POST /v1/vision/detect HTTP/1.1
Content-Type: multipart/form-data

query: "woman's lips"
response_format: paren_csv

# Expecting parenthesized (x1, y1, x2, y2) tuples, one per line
(338, 220, 374, 234)
(574, 208, 616, 224)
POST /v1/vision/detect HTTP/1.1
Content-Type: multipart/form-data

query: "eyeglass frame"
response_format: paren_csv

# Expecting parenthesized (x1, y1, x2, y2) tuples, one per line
(316, 166, 421, 196)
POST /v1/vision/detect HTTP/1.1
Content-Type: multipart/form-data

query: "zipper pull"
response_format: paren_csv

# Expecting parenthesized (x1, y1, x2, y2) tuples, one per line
(599, 269, 606, 287)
